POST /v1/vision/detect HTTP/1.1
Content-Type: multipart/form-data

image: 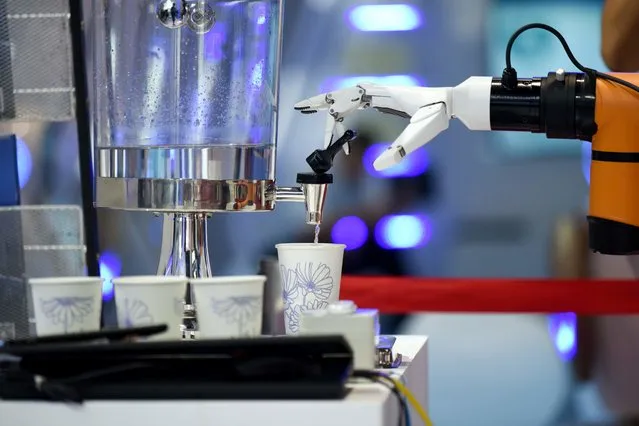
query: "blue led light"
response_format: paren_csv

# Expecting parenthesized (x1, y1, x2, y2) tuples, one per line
(16, 137, 32, 189)
(347, 4, 423, 32)
(363, 143, 429, 178)
(331, 216, 368, 251)
(254, 2, 266, 25)
(548, 312, 577, 361)
(581, 142, 591, 185)
(99, 251, 122, 301)
(375, 214, 431, 249)
(321, 75, 423, 92)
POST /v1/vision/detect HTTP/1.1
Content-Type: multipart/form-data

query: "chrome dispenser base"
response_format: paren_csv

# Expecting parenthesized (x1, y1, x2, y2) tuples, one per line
(95, 146, 275, 212)
(159, 213, 212, 338)
(96, 177, 274, 212)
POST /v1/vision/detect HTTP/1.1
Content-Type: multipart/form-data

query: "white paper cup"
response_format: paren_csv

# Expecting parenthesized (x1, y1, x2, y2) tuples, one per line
(191, 275, 265, 338)
(112, 275, 187, 340)
(29, 277, 104, 336)
(275, 243, 346, 335)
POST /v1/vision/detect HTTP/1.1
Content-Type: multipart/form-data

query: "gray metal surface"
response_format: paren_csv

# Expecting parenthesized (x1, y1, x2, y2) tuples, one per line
(0, 206, 85, 340)
(0, 208, 27, 340)
(0, 0, 74, 121)
(160, 213, 212, 336)
(259, 256, 285, 335)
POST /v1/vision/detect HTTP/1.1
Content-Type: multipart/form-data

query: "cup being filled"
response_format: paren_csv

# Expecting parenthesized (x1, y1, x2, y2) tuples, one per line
(190, 275, 266, 338)
(112, 275, 187, 341)
(275, 243, 346, 335)
(29, 276, 104, 336)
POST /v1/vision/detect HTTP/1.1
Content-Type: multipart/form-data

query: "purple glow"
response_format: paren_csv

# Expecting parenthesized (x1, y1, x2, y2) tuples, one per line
(581, 142, 591, 185)
(204, 23, 227, 62)
(363, 143, 429, 178)
(15, 137, 32, 189)
(375, 214, 431, 249)
(254, 2, 267, 25)
(99, 251, 122, 301)
(548, 312, 577, 362)
(331, 216, 368, 251)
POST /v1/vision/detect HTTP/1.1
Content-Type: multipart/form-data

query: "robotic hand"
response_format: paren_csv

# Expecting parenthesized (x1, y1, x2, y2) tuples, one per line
(294, 78, 493, 171)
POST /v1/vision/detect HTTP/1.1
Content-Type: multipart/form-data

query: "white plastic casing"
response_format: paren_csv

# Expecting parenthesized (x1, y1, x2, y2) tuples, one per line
(452, 76, 493, 131)
(300, 301, 379, 370)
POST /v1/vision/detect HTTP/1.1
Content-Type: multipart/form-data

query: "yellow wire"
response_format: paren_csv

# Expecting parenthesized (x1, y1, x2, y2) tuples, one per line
(380, 374, 434, 426)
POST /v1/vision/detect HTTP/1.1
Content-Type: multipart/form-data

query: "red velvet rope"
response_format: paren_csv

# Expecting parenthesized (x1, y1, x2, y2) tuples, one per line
(340, 276, 639, 314)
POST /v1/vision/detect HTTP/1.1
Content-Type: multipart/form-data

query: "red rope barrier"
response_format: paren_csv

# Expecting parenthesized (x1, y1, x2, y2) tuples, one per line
(340, 276, 639, 314)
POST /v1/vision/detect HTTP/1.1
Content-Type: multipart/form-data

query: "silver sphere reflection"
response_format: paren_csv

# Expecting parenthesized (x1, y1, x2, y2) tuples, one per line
(187, 3, 216, 34)
(156, 0, 188, 29)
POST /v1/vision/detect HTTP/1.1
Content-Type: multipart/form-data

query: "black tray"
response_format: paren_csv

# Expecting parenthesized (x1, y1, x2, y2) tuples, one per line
(0, 334, 353, 402)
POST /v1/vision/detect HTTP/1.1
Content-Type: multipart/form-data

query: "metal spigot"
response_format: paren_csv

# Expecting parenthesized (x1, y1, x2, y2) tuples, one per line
(275, 129, 357, 225)
(275, 173, 332, 225)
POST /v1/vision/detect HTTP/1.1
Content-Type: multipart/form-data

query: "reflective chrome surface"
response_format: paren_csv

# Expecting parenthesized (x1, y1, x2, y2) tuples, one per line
(275, 183, 329, 225)
(275, 186, 304, 203)
(98, 146, 275, 181)
(96, 143, 276, 212)
(96, 177, 274, 211)
(301, 183, 328, 225)
(161, 213, 212, 335)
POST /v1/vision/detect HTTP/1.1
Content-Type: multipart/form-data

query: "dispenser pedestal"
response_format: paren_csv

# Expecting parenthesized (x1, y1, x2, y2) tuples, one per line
(159, 213, 212, 336)
(0, 335, 429, 426)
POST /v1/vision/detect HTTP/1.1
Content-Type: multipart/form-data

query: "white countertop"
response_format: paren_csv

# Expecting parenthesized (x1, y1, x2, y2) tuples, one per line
(0, 335, 429, 426)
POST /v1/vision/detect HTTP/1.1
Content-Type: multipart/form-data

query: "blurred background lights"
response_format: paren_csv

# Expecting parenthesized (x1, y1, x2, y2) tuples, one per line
(99, 251, 122, 301)
(254, 3, 266, 25)
(581, 142, 591, 185)
(548, 312, 577, 362)
(363, 143, 429, 178)
(347, 4, 423, 32)
(321, 74, 423, 92)
(331, 216, 369, 250)
(375, 214, 431, 249)
(16, 137, 32, 189)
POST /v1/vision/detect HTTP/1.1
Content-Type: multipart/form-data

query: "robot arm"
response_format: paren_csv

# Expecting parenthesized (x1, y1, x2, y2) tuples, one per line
(294, 78, 493, 170)
(295, 69, 639, 257)
(294, 21, 639, 257)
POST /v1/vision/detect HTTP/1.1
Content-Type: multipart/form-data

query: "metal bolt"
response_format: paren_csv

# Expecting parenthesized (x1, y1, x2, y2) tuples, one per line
(556, 68, 565, 82)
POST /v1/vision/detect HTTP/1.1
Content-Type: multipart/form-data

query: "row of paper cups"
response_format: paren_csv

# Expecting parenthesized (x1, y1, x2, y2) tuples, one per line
(29, 242, 346, 339)
(30, 275, 265, 340)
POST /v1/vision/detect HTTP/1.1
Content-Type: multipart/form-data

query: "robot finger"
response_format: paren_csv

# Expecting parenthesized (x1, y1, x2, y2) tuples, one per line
(324, 114, 337, 149)
(373, 103, 449, 171)
(334, 121, 351, 155)
(294, 93, 333, 113)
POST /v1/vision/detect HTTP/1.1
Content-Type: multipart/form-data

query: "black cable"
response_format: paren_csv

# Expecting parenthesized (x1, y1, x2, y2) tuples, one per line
(352, 370, 410, 426)
(503, 23, 639, 94)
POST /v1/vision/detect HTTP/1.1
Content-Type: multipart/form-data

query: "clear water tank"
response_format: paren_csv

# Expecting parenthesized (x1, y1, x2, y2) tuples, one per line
(90, 0, 284, 212)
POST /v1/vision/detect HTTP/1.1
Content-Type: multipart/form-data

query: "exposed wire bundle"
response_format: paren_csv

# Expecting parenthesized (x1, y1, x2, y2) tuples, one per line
(352, 369, 433, 426)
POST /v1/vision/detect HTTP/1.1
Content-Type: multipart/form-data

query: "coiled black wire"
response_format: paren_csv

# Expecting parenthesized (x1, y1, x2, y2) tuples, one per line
(502, 23, 639, 94)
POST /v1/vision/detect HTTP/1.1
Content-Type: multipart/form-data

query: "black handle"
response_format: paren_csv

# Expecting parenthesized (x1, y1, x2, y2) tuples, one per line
(305, 130, 358, 174)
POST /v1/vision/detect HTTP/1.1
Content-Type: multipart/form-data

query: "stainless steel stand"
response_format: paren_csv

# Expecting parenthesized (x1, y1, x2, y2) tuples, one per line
(159, 213, 212, 336)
